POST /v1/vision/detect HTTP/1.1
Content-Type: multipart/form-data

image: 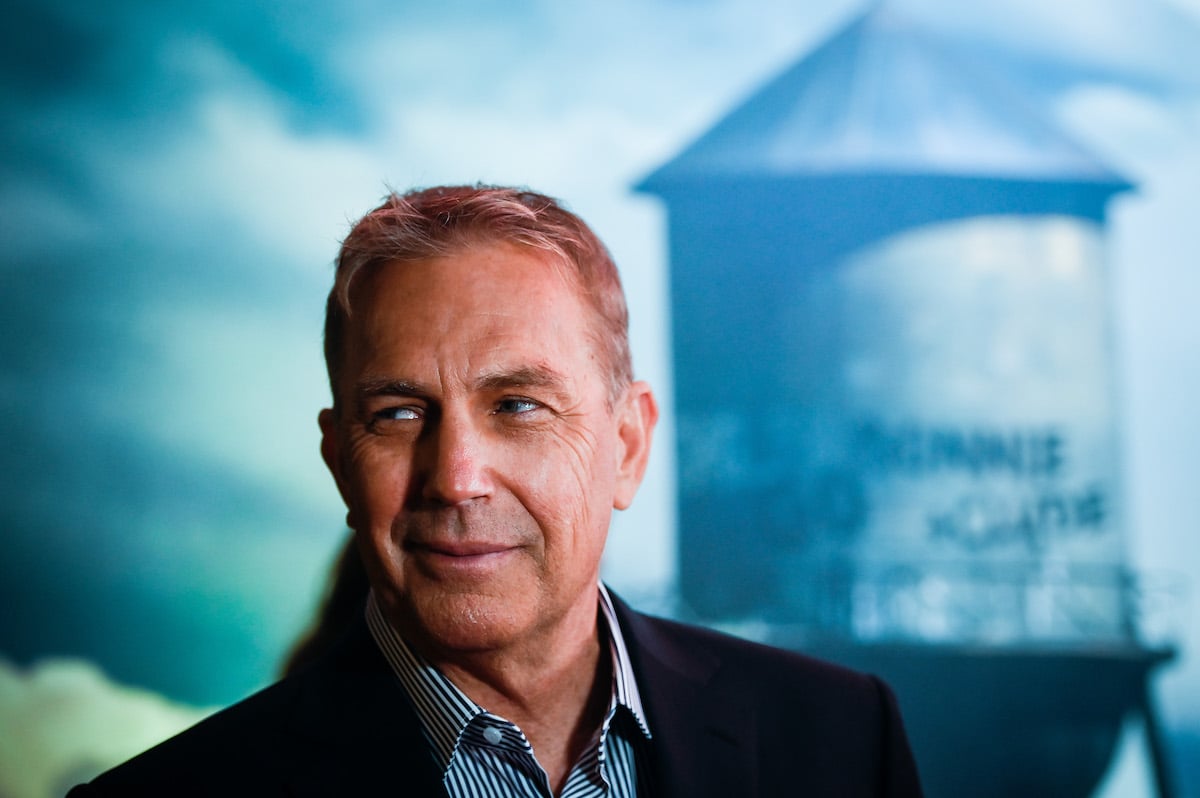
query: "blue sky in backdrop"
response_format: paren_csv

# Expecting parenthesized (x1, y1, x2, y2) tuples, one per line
(1, 0, 1198, 793)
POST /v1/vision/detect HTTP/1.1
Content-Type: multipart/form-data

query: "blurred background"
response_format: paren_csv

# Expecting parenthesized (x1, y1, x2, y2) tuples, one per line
(0, 0, 1196, 795)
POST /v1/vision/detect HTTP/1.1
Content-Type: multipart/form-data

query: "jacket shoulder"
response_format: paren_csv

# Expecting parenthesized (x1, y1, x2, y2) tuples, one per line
(612, 598, 924, 796)
(620, 601, 883, 695)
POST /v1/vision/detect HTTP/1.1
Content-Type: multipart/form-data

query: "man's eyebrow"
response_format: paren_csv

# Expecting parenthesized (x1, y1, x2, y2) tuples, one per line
(352, 368, 569, 398)
(475, 365, 570, 393)
(354, 377, 430, 398)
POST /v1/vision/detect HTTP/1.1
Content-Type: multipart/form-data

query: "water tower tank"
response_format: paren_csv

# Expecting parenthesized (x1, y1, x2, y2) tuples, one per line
(638, 8, 1174, 796)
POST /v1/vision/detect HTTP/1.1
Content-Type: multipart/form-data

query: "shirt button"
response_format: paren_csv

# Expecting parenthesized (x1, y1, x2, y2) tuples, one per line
(483, 726, 503, 745)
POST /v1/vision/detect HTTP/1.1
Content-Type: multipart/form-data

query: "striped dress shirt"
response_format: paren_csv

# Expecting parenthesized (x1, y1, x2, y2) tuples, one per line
(365, 586, 653, 798)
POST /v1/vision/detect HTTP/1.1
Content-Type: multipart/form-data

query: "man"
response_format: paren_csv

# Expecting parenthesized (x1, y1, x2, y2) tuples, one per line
(71, 185, 923, 796)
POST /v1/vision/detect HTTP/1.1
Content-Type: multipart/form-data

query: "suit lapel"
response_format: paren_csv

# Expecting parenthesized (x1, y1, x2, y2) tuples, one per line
(282, 615, 449, 797)
(612, 595, 758, 798)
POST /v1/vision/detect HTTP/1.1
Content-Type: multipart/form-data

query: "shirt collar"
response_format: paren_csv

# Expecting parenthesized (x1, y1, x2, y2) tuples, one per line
(597, 583, 651, 741)
(365, 584, 652, 771)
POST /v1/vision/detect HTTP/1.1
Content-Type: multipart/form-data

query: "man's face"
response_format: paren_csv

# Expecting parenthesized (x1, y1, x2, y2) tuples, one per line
(320, 242, 655, 657)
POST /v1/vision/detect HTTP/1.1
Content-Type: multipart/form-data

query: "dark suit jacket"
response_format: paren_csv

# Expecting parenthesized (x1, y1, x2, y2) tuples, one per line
(69, 594, 923, 796)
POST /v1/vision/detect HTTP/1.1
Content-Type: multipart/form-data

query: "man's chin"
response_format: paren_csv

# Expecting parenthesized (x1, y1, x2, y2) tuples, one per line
(390, 587, 535, 657)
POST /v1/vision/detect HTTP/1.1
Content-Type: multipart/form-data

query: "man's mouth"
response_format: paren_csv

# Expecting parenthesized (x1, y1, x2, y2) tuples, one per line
(412, 541, 515, 557)
(406, 540, 520, 576)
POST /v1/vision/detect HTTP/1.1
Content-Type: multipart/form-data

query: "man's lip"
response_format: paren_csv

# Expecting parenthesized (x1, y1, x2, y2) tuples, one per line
(408, 541, 517, 557)
(406, 541, 520, 579)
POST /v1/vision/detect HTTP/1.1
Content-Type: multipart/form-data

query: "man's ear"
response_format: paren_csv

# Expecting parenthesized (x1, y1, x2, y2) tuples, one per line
(613, 381, 658, 510)
(319, 408, 354, 520)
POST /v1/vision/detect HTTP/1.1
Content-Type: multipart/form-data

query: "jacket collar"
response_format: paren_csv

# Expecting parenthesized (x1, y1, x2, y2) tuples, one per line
(609, 592, 758, 798)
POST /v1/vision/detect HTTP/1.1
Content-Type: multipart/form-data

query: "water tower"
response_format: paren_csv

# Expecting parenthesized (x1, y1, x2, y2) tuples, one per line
(637, 7, 1176, 796)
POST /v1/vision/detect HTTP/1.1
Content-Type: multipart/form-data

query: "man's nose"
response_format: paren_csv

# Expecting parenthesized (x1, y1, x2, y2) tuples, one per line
(419, 413, 493, 505)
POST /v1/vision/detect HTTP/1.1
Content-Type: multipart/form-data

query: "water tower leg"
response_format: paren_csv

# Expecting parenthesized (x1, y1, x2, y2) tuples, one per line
(1141, 681, 1177, 798)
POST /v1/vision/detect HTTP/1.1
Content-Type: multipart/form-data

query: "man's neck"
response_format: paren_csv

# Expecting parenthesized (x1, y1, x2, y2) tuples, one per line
(414, 596, 612, 794)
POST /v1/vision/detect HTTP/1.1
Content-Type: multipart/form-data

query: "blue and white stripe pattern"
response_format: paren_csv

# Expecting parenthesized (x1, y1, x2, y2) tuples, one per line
(365, 585, 653, 797)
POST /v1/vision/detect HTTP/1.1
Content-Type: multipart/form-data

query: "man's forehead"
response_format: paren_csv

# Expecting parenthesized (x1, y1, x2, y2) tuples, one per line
(335, 241, 609, 401)
(350, 239, 576, 297)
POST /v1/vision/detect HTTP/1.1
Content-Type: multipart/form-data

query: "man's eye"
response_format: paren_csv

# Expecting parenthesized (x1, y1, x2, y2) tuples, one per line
(496, 397, 540, 415)
(374, 406, 422, 422)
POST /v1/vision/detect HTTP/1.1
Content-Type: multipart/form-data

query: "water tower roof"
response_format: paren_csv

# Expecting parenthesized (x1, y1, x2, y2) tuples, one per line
(638, 6, 1132, 194)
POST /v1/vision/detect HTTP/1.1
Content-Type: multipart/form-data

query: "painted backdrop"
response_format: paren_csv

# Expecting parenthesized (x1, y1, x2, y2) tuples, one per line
(1, 1, 1197, 796)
